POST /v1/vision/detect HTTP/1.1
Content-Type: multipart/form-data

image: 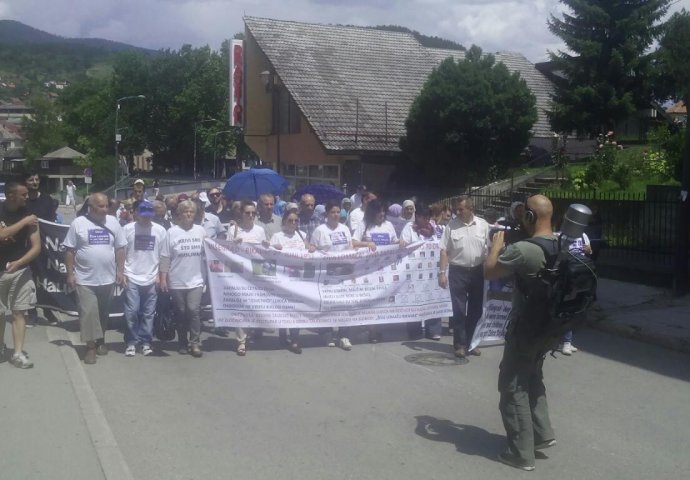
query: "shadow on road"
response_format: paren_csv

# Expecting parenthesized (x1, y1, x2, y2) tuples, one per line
(414, 415, 504, 460)
(567, 328, 690, 382)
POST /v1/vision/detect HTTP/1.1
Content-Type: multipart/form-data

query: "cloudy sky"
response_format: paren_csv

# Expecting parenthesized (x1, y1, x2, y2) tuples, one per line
(1, 0, 688, 62)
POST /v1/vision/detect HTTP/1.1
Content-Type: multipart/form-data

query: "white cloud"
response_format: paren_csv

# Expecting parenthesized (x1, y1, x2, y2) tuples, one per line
(1, 0, 688, 61)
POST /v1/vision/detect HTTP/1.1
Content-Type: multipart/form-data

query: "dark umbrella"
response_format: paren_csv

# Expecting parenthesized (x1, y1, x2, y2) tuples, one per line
(292, 184, 346, 205)
(223, 168, 288, 200)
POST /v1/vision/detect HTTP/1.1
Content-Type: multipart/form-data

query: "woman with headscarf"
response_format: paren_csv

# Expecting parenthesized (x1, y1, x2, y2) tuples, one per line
(400, 203, 443, 340)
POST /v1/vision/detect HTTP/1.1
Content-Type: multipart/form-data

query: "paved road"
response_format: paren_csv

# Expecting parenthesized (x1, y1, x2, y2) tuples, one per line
(3, 317, 689, 480)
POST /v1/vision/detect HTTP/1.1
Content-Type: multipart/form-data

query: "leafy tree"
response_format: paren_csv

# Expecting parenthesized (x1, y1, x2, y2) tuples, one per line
(400, 45, 537, 187)
(21, 93, 66, 163)
(547, 0, 671, 136)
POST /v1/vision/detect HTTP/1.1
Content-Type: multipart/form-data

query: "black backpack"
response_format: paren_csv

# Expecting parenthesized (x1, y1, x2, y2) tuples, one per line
(513, 236, 597, 350)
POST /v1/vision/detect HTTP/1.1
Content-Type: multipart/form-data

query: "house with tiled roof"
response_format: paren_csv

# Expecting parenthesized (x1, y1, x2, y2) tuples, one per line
(666, 100, 687, 125)
(242, 17, 557, 191)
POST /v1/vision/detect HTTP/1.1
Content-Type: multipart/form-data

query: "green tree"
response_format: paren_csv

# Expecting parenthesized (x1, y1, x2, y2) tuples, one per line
(547, 0, 671, 136)
(400, 45, 537, 187)
(22, 94, 66, 164)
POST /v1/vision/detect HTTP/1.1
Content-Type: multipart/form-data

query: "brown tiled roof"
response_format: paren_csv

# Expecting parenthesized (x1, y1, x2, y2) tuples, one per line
(667, 100, 686, 114)
(245, 17, 556, 153)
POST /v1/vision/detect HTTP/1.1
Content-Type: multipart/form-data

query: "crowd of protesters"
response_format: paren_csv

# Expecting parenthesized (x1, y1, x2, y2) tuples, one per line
(1, 175, 587, 368)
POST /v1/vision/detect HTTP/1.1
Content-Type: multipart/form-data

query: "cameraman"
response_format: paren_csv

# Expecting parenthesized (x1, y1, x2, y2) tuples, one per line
(484, 194, 557, 471)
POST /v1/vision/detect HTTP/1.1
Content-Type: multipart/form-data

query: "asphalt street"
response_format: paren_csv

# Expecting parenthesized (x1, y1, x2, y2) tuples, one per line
(2, 316, 689, 480)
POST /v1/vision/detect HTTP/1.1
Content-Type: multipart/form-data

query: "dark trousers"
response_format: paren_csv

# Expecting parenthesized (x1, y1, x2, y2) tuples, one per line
(448, 264, 484, 348)
(498, 333, 555, 464)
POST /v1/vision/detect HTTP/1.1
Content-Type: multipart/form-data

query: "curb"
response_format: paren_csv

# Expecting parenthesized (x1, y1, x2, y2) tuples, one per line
(586, 311, 690, 355)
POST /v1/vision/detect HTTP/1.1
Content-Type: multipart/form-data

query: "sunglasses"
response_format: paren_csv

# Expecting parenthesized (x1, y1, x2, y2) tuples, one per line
(209, 192, 221, 197)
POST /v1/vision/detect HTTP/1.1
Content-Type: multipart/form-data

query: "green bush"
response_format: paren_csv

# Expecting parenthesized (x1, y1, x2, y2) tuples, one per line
(612, 162, 633, 189)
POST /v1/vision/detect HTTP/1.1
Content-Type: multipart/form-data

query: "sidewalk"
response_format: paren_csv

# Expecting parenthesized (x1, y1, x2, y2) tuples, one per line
(588, 278, 690, 354)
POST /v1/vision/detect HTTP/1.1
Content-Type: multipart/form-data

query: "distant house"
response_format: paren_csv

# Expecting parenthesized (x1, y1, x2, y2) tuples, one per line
(242, 17, 558, 192)
(0, 100, 33, 121)
(667, 101, 687, 125)
(39, 146, 86, 193)
(0, 120, 24, 173)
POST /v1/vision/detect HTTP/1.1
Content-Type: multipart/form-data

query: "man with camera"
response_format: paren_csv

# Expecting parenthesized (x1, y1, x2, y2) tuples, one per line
(484, 194, 557, 471)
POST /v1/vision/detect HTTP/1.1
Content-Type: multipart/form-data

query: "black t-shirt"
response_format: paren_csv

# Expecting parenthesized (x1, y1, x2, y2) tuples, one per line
(0, 202, 33, 271)
(26, 192, 56, 221)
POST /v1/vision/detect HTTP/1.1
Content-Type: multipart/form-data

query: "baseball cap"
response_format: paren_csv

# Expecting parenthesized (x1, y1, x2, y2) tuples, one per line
(285, 202, 299, 212)
(136, 200, 155, 217)
(133, 178, 145, 186)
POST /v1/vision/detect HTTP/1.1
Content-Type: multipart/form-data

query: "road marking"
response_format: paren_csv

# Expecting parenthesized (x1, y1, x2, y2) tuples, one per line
(47, 326, 134, 480)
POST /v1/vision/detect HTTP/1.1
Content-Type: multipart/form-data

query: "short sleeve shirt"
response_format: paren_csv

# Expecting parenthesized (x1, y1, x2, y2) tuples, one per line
(229, 224, 267, 244)
(256, 214, 283, 240)
(353, 221, 398, 245)
(123, 221, 167, 285)
(440, 215, 489, 267)
(160, 224, 206, 289)
(269, 230, 308, 250)
(63, 215, 127, 286)
(311, 223, 352, 252)
(201, 212, 226, 239)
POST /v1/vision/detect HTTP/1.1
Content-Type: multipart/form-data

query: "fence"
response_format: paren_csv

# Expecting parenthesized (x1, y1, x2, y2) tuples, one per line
(454, 187, 684, 278)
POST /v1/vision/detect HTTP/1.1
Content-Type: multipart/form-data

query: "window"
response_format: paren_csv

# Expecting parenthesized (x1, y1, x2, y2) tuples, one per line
(41, 160, 50, 169)
(281, 163, 340, 189)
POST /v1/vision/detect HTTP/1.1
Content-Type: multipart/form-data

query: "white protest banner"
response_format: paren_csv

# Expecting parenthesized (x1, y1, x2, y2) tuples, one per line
(469, 279, 512, 351)
(204, 239, 452, 328)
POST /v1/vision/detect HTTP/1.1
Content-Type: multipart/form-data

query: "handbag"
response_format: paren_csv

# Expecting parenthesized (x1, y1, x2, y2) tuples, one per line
(153, 293, 177, 341)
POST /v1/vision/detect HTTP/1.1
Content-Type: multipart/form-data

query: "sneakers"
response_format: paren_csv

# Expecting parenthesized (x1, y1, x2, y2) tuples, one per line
(125, 345, 136, 357)
(11, 352, 34, 369)
(560, 342, 573, 355)
(497, 451, 535, 471)
(339, 337, 353, 351)
(190, 344, 203, 358)
(142, 345, 153, 356)
(0, 343, 7, 364)
(535, 439, 557, 451)
(322, 332, 336, 347)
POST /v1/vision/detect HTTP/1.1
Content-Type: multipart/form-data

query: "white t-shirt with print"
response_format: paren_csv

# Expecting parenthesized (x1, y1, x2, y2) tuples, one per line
(353, 221, 398, 245)
(229, 224, 267, 244)
(123, 221, 167, 286)
(63, 215, 128, 286)
(269, 230, 308, 251)
(311, 223, 353, 252)
(160, 224, 206, 289)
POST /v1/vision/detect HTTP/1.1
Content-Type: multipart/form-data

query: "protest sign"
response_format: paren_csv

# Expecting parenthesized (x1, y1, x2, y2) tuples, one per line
(204, 239, 452, 329)
(469, 279, 512, 350)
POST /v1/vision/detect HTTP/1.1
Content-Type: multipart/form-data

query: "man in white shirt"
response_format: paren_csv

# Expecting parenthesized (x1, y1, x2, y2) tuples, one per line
(65, 179, 77, 210)
(122, 200, 167, 357)
(64, 193, 127, 365)
(349, 184, 366, 210)
(438, 196, 490, 358)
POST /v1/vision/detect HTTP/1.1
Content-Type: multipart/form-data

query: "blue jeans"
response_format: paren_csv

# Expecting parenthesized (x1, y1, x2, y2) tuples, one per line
(561, 330, 573, 343)
(124, 281, 157, 347)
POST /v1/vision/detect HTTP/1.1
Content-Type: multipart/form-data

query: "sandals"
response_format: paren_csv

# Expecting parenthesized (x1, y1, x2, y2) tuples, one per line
(236, 343, 246, 356)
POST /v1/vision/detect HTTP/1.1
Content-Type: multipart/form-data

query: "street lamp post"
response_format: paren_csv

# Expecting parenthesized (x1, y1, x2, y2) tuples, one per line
(193, 118, 217, 179)
(213, 130, 233, 179)
(114, 95, 146, 190)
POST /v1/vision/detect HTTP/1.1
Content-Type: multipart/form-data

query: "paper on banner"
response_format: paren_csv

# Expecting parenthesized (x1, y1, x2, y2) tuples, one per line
(469, 279, 513, 351)
(204, 239, 452, 328)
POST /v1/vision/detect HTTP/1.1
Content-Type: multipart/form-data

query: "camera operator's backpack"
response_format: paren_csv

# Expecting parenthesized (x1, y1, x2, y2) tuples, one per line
(514, 237, 597, 350)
